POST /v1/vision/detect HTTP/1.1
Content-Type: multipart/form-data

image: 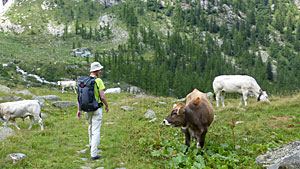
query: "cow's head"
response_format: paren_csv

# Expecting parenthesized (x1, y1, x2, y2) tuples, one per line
(57, 81, 61, 86)
(258, 89, 269, 102)
(163, 97, 201, 127)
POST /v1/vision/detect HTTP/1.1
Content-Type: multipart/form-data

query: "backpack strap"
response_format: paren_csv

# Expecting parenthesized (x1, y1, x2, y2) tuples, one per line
(95, 77, 103, 103)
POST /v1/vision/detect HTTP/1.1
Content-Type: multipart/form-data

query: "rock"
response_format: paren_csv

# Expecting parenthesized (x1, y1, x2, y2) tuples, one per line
(155, 101, 166, 105)
(104, 88, 121, 94)
(206, 92, 214, 100)
(256, 141, 300, 169)
(33, 95, 60, 101)
(149, 118, 157, 123)
(0, 127, 15, 142)
(127, 86, 141, 94)
(13, 90, 32, 96)
(144, 110, 156, 119)
(81, 167, 91, 169)
(0, 84, 10, 92)
(0, 96, 22, 101)
(77, 149, 88, 154)
(41, 113, 47, 118)
(7, 153, 26, 164)
(120, 106, 136, 111)
(52, 101, 77, 108)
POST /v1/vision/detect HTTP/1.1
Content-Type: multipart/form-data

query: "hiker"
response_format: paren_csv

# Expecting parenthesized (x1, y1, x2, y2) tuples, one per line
(77, 62, 109, 161)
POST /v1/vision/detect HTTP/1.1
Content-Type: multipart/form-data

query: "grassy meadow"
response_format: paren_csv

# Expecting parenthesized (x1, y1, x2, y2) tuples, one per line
(0, 87, 300, 168)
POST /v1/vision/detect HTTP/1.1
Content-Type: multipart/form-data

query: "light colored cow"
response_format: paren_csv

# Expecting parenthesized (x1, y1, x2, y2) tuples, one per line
(0, 100, 44, 130)
(213, 75, 269, 107)
(104, 88, 121, 94)
(57, 81, 77, 93)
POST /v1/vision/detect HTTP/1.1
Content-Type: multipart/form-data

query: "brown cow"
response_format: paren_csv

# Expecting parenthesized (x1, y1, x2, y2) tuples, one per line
(163, 89, 214, 153)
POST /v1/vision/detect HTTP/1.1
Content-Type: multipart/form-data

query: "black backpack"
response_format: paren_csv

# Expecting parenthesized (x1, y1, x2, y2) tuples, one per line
(77, 76, 103, 112)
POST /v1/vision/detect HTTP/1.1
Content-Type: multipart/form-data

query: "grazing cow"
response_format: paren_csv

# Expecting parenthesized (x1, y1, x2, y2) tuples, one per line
(104, 88, 121, 94)
(57, 81, 77, 93)
(213, 75, 269, 107)
(0, 100, 44, 130)
(163, 89, 214, 153)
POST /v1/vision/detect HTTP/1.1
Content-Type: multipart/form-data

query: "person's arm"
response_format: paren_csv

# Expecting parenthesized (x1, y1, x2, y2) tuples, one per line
(100, 90, 109, 113)
(77, 103, 81, 119)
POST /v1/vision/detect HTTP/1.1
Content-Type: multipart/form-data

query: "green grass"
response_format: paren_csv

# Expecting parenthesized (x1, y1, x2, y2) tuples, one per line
(0, 87, 300, 168)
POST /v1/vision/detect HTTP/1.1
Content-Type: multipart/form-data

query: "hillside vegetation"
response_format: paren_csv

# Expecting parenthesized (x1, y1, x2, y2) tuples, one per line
(0, 87, 300, 168)
(1, 0, 300, 97)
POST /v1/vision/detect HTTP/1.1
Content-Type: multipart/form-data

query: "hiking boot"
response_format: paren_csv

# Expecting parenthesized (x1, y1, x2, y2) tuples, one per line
(91, 155, 101, 161)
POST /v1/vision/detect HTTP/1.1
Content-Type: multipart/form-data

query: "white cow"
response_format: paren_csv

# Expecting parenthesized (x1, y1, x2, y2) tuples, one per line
(104, 88, 121, 94)
(213, 75, 269, 107)
(57, 81, 77, 93)
(0, 100, 44, 130)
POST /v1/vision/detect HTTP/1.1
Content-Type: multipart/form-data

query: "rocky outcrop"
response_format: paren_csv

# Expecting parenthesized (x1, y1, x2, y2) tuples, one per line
(256, 141, 300, 169)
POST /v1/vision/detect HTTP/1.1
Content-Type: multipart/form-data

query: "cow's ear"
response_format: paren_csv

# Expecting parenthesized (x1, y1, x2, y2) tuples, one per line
(259, 89, 263, 94)
(193, 97, 201, 105)
(177, 102, 183, 107)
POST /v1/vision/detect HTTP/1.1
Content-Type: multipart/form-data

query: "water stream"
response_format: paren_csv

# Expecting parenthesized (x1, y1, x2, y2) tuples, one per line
(16, 66, 57, 85)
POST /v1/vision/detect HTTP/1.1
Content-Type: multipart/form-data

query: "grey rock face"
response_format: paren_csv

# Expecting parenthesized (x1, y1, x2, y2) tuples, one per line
(256, 141, 300, 169)
(0, 127, 15, 142)
(52, 101, 77, 108)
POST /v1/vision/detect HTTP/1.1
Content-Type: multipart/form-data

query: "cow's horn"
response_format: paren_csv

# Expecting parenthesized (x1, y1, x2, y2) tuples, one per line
(194, 97, 201, 105)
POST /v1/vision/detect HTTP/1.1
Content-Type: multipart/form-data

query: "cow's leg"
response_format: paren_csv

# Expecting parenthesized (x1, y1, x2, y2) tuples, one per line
(216, 92, 220, 107)
(181, 128, 191, 154)
(242, 91, 248, 106)
(12, 118, 20, 130)
(221, 92, 226, 107)
(28, 116, 34, 130)
(239, 96, 243, 106)
(73, 86, 77, 93)
(198, 128, 208, 148)
(62, 87, 64, 93)
(38, 118, 44, 131)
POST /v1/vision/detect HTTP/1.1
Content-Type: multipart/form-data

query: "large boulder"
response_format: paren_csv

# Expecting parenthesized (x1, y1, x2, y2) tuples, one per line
(256, 141, 300, 169)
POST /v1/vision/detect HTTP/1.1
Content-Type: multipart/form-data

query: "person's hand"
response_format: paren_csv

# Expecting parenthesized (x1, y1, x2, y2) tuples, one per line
(77, 111, 82, 120)
(105, 106, 109, 113)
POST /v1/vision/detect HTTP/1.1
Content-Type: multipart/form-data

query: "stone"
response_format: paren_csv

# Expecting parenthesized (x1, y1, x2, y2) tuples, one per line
(144, 110, 156, 119)
(52, 101, 77, 108)
(33, 95, 60, 101)
(0, 127, 15, 142)
(0, 84, 10, 92)
(13, 90, 32, 96)
(7, 153, 26, 164)
(0, 96, 22, 101)
(256, 141, 300, 169)
(120, 106, 136, 111)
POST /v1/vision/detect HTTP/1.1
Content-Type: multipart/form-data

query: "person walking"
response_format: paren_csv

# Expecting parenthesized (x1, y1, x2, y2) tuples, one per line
(77, 62, 109, 161)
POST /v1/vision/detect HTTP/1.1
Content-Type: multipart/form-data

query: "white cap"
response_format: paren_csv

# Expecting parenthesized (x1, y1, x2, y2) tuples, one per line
(90, 62, 103, 72)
